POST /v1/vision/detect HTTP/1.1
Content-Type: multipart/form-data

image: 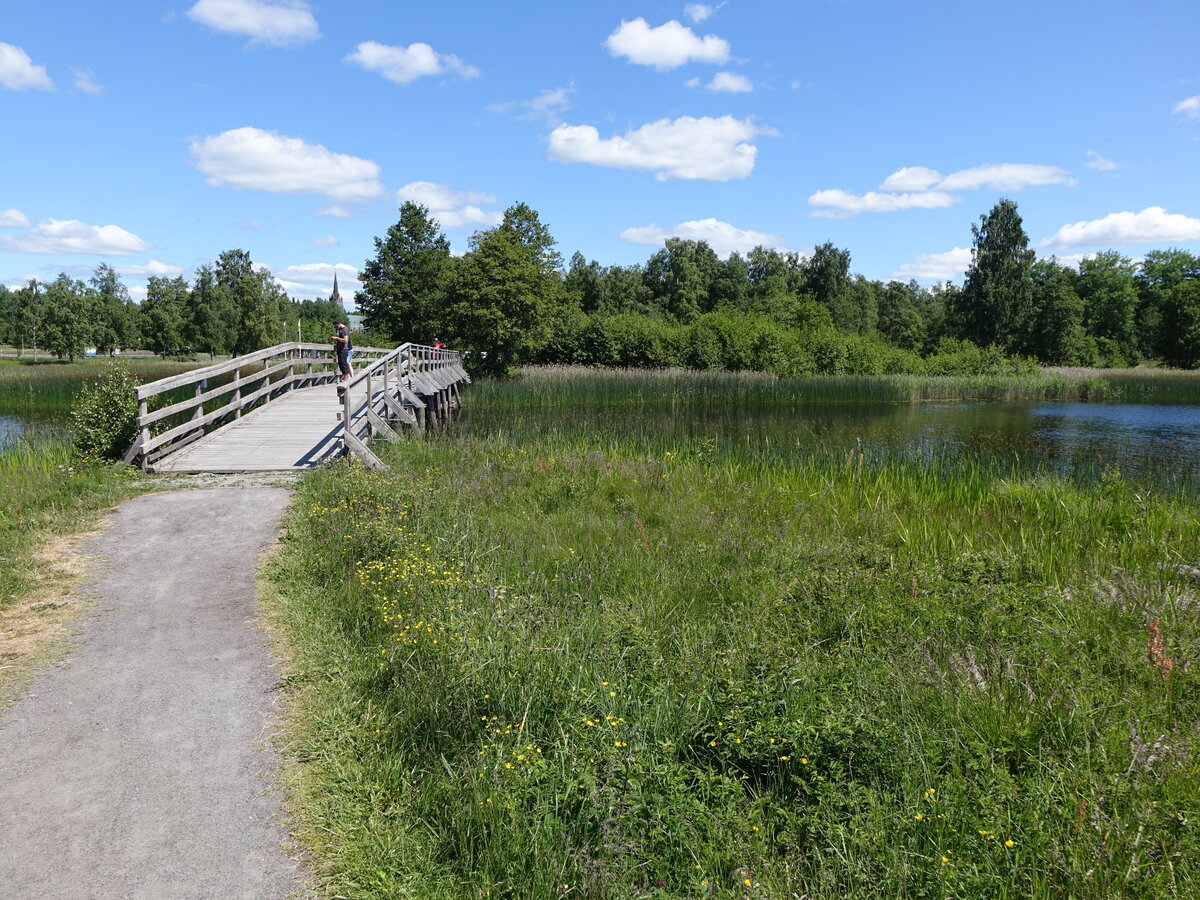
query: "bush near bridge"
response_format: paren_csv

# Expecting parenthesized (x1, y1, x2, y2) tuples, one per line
(268, 409, 1200, 898)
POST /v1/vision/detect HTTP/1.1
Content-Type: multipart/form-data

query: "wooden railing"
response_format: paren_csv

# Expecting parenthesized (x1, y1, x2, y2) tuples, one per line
(123, 342, 391, 466)
(125, 342, 470, 470)
(338, 343, 470, 470)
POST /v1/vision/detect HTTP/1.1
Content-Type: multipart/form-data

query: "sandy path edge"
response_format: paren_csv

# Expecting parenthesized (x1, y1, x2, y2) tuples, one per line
(0, 486, 306, 900)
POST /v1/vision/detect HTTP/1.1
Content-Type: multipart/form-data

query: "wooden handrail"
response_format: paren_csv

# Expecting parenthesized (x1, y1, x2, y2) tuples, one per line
(126, 342, 392, 466)
(125, 340, 470, 470)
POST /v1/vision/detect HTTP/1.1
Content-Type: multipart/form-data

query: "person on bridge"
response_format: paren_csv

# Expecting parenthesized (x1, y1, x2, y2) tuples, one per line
(332, 320, 353, 383)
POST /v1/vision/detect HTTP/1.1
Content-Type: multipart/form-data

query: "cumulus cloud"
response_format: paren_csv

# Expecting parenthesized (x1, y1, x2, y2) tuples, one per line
(815, 162, 1074, 217)
(620, 218, 787, 257)
(317, 205, 352, 218)
(0, 43, 54, 91)
(1084, 150, 1120, 172)
(396, 181, 503, 229)
(809, 189, 959, 218)
(186, 0, 318, 47)
(548, 115, 767, 181)
(889, 247, 973, 283)
(708, 71, 752, 93)
(605, 18, 730, 70)
(0, 209, 31, 228)
(71, 67, 103, 95)
(345, 41, 479, 85)
(1173, 95, 1200, 121)
(1, 218, 151, 255)
(189, 127, 384, 202)
(1040, 207, 1200, 249)
(309, 235, 340, 247)
(114, 260, 185, 277)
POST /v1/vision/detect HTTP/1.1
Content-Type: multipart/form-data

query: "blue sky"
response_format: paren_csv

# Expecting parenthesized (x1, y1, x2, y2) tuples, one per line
(3, 0, 1199, 307)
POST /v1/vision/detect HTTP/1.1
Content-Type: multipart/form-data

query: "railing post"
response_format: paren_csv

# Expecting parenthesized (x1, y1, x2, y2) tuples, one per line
(232, 367, 241, 419)
(193, 379, 206, 422)
(137, 396, 149, 469)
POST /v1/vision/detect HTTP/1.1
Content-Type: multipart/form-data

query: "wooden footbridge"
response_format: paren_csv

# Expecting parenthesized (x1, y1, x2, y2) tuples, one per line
(123, 343, 469, 473)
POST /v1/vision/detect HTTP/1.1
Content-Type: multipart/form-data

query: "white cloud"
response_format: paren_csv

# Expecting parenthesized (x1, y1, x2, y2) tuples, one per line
(345, 41, 479, 85)
(620, 218, 787, 257)
(879, 166, 943, 192)
(1040, 206, 1200, 249)
(189, 127, 384, 202)
(1084, 150, 1120, 172)
(186, 0, 318, 47)
(272, 261, 359, 301)
(818, 162, 1074, 217)
(491, 83, 575, 123)
(684, 3, 716, 23)
(309, 235, 340, 247)
(114, 260, 185, 277)
(605, 18, 730, 70)
(1173, 95, 1200, 121)
(809, 189, 959, 218)
(1, 218, 151, 255)
(396, 181, 503, 229)
(0, 43, 54, 91)
(72, 67, 103, 95)
(548, 115, 767, 181)
(889, 247, 973, 283)
(0, 209, 31, 227)
(938, 163, 1074, 191)
(317, 205, 352, 218)
(708, 71, 752, 93)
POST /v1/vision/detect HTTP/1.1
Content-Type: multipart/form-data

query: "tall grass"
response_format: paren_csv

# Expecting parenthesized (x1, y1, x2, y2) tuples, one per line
(268, 373, 1200, 899)
(502, 365, 1200, 405)
(0, 358, 211, 418)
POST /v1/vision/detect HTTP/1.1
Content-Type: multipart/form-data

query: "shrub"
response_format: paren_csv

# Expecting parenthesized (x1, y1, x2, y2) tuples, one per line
(70, 363, 139, 461)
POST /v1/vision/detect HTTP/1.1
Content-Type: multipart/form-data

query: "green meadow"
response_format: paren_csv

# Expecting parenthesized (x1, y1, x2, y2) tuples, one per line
(267, 368, 1200, 899)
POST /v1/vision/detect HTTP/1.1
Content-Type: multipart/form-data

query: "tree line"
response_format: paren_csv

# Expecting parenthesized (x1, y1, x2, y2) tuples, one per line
(0, 250, 346, 362)
(3, 199, 1198, 373)
(356, 199, 1200, 375)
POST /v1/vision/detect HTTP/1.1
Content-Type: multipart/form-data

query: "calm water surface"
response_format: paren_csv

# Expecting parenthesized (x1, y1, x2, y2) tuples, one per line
(460, 397, 1200, 494)
(0, 414, 26, 450)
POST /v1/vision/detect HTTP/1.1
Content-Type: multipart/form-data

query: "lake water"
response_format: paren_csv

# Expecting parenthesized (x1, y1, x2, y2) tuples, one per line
(459, 396, 1200, 495)
(0, 414, 27, 450)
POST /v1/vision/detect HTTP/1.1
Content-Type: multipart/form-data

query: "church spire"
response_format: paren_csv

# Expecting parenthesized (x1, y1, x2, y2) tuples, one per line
(330, 271, 343, 310)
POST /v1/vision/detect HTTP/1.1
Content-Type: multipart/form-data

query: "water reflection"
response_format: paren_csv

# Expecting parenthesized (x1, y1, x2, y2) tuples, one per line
(0, 415, 25, 450)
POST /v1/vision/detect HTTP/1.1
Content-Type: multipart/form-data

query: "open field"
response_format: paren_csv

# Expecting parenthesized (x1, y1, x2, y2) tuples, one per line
(266, 369, 1200, 899)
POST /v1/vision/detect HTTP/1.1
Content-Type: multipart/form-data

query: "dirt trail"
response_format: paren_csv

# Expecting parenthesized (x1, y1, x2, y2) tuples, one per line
(0, 487, 305, 900)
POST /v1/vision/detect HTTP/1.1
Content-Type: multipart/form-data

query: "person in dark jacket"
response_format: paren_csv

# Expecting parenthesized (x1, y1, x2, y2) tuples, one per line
(332, 320, 353, 382)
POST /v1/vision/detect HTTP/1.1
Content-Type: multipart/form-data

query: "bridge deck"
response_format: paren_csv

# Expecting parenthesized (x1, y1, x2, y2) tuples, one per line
(151, 382, 368, 473)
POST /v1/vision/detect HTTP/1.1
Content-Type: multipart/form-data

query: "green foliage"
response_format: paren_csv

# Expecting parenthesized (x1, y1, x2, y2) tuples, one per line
(1160, 279, 1200, 368)
(69, 363, 139, 461)
(357, 202, 451, 344)
(443, 204, 562, 376)
(957, 199, 1037, 355)
(39, 274, 94, 363)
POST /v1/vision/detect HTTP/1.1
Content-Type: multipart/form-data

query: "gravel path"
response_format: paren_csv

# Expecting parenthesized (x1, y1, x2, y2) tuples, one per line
(0, 487, 305, 900)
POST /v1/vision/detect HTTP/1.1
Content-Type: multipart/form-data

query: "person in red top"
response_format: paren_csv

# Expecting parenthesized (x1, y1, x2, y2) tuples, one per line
(433, 339, 446, 349)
